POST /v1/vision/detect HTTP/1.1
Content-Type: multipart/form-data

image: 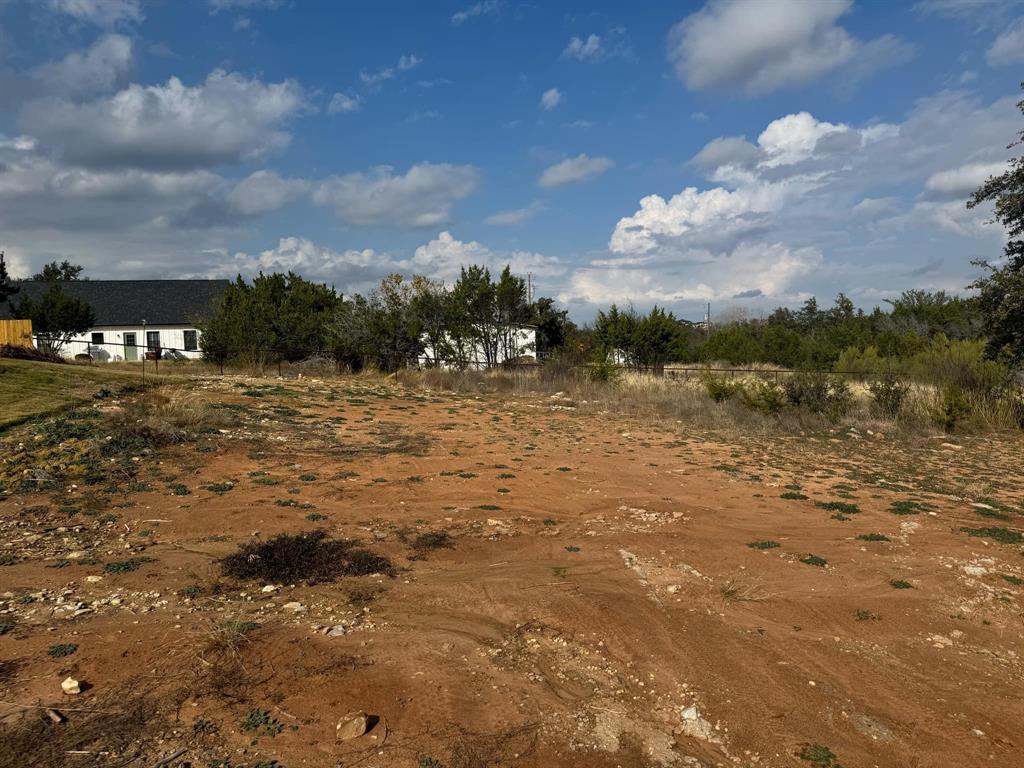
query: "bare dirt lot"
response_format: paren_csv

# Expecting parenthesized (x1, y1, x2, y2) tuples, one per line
(2, 374, 1023, 768)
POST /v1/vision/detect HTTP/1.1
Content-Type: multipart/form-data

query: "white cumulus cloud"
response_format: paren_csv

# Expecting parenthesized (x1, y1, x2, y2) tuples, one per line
(562, 34, 602, 61)
(451, 0, 498, 26)
(539, 154, 613, 188)
(540, 87, 562, 110)
(328, 92, 361, 114)
(226, 170, 309, 215)
(668, 0, 909, 95)
(20, 69, 307, 171)
(313, 163, 479, 228)
(987, 18, 1024, 66)
(48, 0, 142, 26)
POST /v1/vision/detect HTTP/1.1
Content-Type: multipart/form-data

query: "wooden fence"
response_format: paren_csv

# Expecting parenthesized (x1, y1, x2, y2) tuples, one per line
(0, 319, 33, 348)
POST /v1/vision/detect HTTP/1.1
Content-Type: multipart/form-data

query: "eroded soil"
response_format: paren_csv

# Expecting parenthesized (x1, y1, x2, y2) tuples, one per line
(2, 376, 1023, 768)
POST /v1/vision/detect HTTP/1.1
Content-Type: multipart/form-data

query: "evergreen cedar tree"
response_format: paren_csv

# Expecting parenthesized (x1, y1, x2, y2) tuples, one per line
(967, 82, 1024, 367)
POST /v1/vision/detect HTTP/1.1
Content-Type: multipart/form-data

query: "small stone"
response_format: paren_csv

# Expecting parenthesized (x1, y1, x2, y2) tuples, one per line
(282, 601, 305, 612)
(336, 711, 368, 740)
(61, 677, 81, 695)
(85, 575, 103, 583)
(261, 585, 278, 593)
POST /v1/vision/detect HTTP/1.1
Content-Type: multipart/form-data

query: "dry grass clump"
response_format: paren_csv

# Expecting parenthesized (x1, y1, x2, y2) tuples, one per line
(220, 530, 395, 583)
(108, 387, 231, 446)
(0, 687, 160, 768)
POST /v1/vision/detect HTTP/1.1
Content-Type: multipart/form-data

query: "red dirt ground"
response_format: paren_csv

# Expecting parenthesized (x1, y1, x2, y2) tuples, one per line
(2, 376, 1023, 768)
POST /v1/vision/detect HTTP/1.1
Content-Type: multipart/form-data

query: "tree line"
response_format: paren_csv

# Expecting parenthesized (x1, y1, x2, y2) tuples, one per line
(196, 265, 570, 372)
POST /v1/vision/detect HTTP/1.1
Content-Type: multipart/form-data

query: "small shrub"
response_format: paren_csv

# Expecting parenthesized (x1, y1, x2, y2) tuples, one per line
(855, 609, 880, 621)
(856, 533, 890, 542)
(960, 526, 1024, 544)
(800, 554, 827, 567)
(739, 379, 787, 415)
(205, 482, 234, 495)
(932, 384, 971, 432)
(1002, 574, 1023, 586)
(220, 530, 395, 583)
(240, 709, 283, 738)
(868, 373, 909, 418)
(419, 758, 444, 768)
(747, 540, 780, 550)
(0, 620, 14, 635)
(890, 499, 932, 515)
(411, 530, 454, 551)
(704, 375, 741, 403)
(816, 501, 859, 514)
(799, 743, 840, 767)
(784, 372, 852, 420)
(104, 557, 155, 573)
(781, 491, 809, 500)
(168, 483, 190, 496)
(890, 579, 913, 589)
(47, 643, 78, 658)
(588, 358, 621, 384)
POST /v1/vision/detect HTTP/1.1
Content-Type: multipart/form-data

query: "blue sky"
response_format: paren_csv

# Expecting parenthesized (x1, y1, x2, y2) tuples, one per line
(1, 0, 1022, 321)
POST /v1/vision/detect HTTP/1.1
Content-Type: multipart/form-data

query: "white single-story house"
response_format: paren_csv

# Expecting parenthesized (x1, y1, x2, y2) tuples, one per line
(2, 279, 229, 361)
(418, 324, 537, 370)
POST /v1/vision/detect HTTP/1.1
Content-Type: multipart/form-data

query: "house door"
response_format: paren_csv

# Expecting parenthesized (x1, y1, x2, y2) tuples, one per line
(123, 332, 138, 361)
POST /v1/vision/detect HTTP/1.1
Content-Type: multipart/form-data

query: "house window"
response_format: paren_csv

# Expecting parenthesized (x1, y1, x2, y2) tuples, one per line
(146, 331, 161, 350)
(183, 330, 198, 351)
(91, 332, 104, 345)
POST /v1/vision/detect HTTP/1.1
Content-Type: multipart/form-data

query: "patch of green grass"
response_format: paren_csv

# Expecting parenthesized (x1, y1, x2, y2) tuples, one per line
(275, 499, 314, 509)
(799, 743, 841, 767)
(252, 477, 280, 486)
(305, 512, 327, 521)
(457, 472, 478, 479)
(1002, 574, 1023, 586)
(781, 491, 808, 500)
(47, 643, 78, 657)
(497, 473, 515, 479)
(168, 483, 190, 496)
(747, 540, 780, 550)
(815, 501, 859, 514)
(856, 533, 890, 542)
(800, 554, 827, 568)
(103, 557, 155, 573)
(890, 500, 933, 516)
(298, 473, 317, 482)
(960, 526, 1024, 544)
(890, 579, 913, 589)
(240, 709, 283, 738)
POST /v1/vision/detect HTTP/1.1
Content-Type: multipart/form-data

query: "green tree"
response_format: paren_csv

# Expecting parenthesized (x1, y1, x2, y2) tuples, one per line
(967, 83, 1024, 366)
(452, 265, 497, 368)
(0, 251, 18, 305)
(14, 283, 95, 353)
(32, 260, 84, 281)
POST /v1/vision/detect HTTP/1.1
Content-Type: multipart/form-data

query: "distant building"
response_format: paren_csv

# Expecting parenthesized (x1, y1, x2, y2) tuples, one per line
(418, 324, 537, 369)
(1, 279, 229, 361)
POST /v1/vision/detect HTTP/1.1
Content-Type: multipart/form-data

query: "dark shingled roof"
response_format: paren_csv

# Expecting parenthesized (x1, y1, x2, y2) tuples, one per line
(1, 280, 230, 326)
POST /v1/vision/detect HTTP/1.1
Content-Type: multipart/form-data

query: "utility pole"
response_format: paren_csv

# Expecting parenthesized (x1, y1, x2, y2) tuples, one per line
(527, 272, 533, 304)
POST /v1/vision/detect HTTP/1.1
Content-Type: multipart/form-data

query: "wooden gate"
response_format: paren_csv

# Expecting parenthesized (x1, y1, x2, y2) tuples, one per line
(0, 319, 33, 348)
